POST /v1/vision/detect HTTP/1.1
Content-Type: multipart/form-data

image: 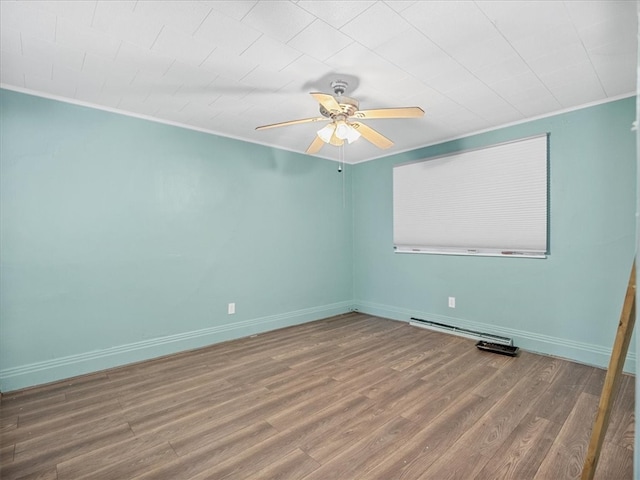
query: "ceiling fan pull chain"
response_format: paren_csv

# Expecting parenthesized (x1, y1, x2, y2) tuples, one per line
(341, 144, 346, 209)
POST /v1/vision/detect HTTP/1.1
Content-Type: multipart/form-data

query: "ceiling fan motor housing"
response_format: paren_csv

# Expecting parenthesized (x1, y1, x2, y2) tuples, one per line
(317, 80, 359, 119)
(319, 96, 359, 119)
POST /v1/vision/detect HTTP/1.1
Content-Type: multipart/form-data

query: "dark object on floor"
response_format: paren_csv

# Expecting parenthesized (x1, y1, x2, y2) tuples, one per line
(476, 341, 519, 356)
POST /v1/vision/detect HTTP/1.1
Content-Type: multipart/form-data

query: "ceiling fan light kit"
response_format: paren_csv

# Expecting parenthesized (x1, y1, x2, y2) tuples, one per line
(256, 80, 424, 155)
(335, 121, 361, 143)
(317, 123, 336, 143)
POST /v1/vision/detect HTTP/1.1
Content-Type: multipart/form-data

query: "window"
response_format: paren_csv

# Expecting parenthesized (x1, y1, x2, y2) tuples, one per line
(393, 134, 548, 258)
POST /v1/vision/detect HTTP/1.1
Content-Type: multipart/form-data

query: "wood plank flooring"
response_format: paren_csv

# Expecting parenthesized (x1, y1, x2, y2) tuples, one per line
(0, 312, 634, 479)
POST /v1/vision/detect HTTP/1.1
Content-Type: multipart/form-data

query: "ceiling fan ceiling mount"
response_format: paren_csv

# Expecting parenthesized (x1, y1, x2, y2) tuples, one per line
(330, 80, 349, 97)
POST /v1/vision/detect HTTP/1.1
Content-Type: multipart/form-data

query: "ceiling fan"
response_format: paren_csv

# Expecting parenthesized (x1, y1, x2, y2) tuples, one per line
(255, 81, 424, 154)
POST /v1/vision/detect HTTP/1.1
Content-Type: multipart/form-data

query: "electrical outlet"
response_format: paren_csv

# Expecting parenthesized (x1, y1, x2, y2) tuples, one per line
(228, 302, 235, 315)
(448, 297, 456, 308)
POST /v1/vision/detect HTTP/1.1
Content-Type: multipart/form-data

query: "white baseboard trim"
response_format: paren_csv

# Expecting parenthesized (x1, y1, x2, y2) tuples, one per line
(353, 300, 636, 374)
(0, 301, 353, 392)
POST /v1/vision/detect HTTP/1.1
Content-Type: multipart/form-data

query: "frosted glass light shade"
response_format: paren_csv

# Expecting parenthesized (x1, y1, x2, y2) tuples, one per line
(317, 124, 335, 143)
(335, 121, 361, 143)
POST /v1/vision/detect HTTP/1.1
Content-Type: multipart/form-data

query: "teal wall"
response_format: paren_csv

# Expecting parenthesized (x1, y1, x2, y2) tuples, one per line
(352, 97, 636, 372)
(0, 90, 635, 392)
(0, 89, 353, 391)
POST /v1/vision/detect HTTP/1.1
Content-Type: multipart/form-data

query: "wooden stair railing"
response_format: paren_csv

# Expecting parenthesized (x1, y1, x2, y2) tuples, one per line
(581, 260, 636, 480)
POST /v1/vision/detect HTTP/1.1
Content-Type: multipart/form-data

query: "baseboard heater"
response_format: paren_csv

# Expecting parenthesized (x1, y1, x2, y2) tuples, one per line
(409, 317, 513, 346)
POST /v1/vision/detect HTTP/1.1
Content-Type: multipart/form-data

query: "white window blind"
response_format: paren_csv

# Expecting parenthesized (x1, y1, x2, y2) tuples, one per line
(393, 134, 548, 258)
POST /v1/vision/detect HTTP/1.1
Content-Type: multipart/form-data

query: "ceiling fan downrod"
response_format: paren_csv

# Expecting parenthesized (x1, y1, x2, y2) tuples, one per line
(330, 80, 348, 97)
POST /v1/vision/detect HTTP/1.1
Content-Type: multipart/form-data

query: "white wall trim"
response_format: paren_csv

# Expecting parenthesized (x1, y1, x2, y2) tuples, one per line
(353, 300, 636, 374)
(0, 301, 353, 392)
(2, 84, 634, 165)
(3, 298, 632, 392)
(0, 84, 343, 164)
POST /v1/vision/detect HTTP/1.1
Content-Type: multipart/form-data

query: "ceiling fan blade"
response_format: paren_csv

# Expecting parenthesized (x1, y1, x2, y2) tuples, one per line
(310, 92, 341, 113)
(354, 107, 425, 120)
(255, 116, 325, 130)
(351, 122, 394, 149)
(306, 135, 325, 154)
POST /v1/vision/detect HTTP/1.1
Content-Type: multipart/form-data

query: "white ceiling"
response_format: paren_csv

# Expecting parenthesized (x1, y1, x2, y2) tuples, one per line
(1, 0, 637, 163)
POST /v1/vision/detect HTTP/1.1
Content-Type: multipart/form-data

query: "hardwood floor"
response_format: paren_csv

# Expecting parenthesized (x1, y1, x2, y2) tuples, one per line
(0, 312, 634, 479)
